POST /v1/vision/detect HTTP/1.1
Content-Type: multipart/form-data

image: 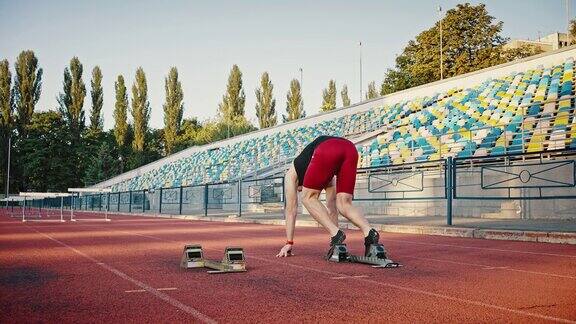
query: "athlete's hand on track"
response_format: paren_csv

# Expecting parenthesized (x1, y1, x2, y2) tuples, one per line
(276, 244, 293, 257)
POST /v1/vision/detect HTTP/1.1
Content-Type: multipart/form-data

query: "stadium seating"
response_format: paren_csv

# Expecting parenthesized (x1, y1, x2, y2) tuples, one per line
(110, 58, 575, 192)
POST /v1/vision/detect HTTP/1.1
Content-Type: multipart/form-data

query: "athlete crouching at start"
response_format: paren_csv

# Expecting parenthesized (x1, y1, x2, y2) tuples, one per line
(276, 135, 380, 259)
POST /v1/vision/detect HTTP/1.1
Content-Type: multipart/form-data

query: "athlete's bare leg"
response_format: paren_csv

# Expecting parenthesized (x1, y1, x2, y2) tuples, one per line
(324, 179, 338, 227)
(335, 192, 371, 236)
(301, 187, 339, 236)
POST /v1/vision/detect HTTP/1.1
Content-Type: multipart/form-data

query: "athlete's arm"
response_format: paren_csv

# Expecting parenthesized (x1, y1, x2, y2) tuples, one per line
(277, 165, 299, 257)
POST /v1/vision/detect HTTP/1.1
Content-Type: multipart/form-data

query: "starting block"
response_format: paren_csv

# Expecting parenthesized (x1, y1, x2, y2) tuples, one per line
(328, 243, 401, 268)
(181, 245, 247, 274)
(180, 244, 205, 268)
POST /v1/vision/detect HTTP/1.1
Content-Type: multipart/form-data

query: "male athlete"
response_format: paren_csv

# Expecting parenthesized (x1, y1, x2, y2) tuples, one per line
(276, 135, 380, 259)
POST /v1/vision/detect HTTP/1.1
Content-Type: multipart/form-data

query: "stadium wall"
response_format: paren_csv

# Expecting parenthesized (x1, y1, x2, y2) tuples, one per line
(92, 46, 576, 221)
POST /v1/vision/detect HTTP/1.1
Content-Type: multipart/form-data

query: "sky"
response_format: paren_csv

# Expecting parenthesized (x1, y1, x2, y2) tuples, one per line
(0, 0, 571, 130)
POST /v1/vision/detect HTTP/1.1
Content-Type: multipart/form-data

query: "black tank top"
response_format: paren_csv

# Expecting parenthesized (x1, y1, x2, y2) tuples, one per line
(293, 135, 339, 186)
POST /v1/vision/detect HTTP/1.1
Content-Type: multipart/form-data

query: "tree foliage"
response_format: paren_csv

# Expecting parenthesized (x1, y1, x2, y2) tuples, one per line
(13, 50, 42, 138)
(195, 117, 256, 145)
(113, 75, 129, 148)
(340, 84, 351, 107)
(219, 65, 245, 122)
(163, 67, 184, 155)
(131, 67, 150, 152)
(0, 59, 12, 130)
(89, 66, 104, 133)
(381, 3, 541, 95)
(58, 56, 86, 140)
(284, 79, 305, 122)
(83, 141, 119, 186)
(321, 79, 337, 112)
(255, 72, 277, 129)
(18, 111, 74, 192)
(366, 81, 378, 100)
(0, 59, 12, 196)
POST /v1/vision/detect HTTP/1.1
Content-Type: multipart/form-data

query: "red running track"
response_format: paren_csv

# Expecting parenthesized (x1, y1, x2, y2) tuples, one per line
(1, 212, 576, 323)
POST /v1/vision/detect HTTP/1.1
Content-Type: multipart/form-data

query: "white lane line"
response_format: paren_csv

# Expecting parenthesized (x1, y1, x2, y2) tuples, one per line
(382, 239, 576, 259)
(125, 288, 177, 293)
(115, 229, 576, 324)
(248, 255, 576, 324)
(27, 226, 217, 324)
(403, 256, 576, 279)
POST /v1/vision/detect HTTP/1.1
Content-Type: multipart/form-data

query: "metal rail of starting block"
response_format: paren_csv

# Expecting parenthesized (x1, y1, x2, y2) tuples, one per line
(328, 244, 401, 268)
(181, 245, 247, 274)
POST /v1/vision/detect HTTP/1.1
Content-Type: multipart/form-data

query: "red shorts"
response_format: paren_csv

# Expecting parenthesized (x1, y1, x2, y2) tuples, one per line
(302, 138, 358, 194)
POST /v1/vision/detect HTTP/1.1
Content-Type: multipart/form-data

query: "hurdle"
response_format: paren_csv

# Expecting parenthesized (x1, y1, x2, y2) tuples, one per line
(68, 188, 112, 222)
(18, 192, 71, 223)
(1, 196, 26, 219)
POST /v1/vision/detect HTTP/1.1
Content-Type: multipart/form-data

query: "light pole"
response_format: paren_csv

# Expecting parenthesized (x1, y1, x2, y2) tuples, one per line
(299, 67, 303, 110)
(359, 41, 363, 101)
(438, 5, 444, 80)
(5, 135, 10, 208)
(567, 0, 572, 46)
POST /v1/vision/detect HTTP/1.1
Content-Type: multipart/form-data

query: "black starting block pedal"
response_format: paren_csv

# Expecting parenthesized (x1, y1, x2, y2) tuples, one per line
(181, 245, 247, 274)
(327, 243, 401, 268)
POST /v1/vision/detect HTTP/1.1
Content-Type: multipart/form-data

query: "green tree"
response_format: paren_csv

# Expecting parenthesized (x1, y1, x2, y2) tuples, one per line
(502, 44, 544, 61)
(113, 75, 129, 148)
(283, 79, 305, 122)
(341, 84, 351, 107)
(255, 72, 277, 129)
(366, 81, 378, 100)
(58, 56, 86, 140)
(89, 66, 104, 133)
(83, 141, 119, 186)
(12, 50, 43, 138)
(163, 67, 184, 155)
(131, 67, 150, 152)
(380, 3, 537, 95)
(320, 79, 337, 112)
(0, 59, 12, 130)
(19, 111, 75, 192)
(380, 54, 413, 95)
(175, 117, 201, 151)
(218, 65, 245, 122)
(195, 118, 256, 145)
(0, 59, 12, 195)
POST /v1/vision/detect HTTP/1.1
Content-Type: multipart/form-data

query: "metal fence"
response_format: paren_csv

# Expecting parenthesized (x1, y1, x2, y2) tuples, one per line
(5, 149, 576, 225)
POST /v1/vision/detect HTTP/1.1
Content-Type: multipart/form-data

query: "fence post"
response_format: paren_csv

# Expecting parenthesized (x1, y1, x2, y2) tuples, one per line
(117, 192, 121, 212)
(179, 186, 183, 215)
(159, 188, 163, 214)
(282, 176, 286, 208)
(142, 190, 146, 213)
(238, 180, 242, 217)
(204, 184, 208, 216)
(107, 193, 110, 213)
(446, 157, 453, 226)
